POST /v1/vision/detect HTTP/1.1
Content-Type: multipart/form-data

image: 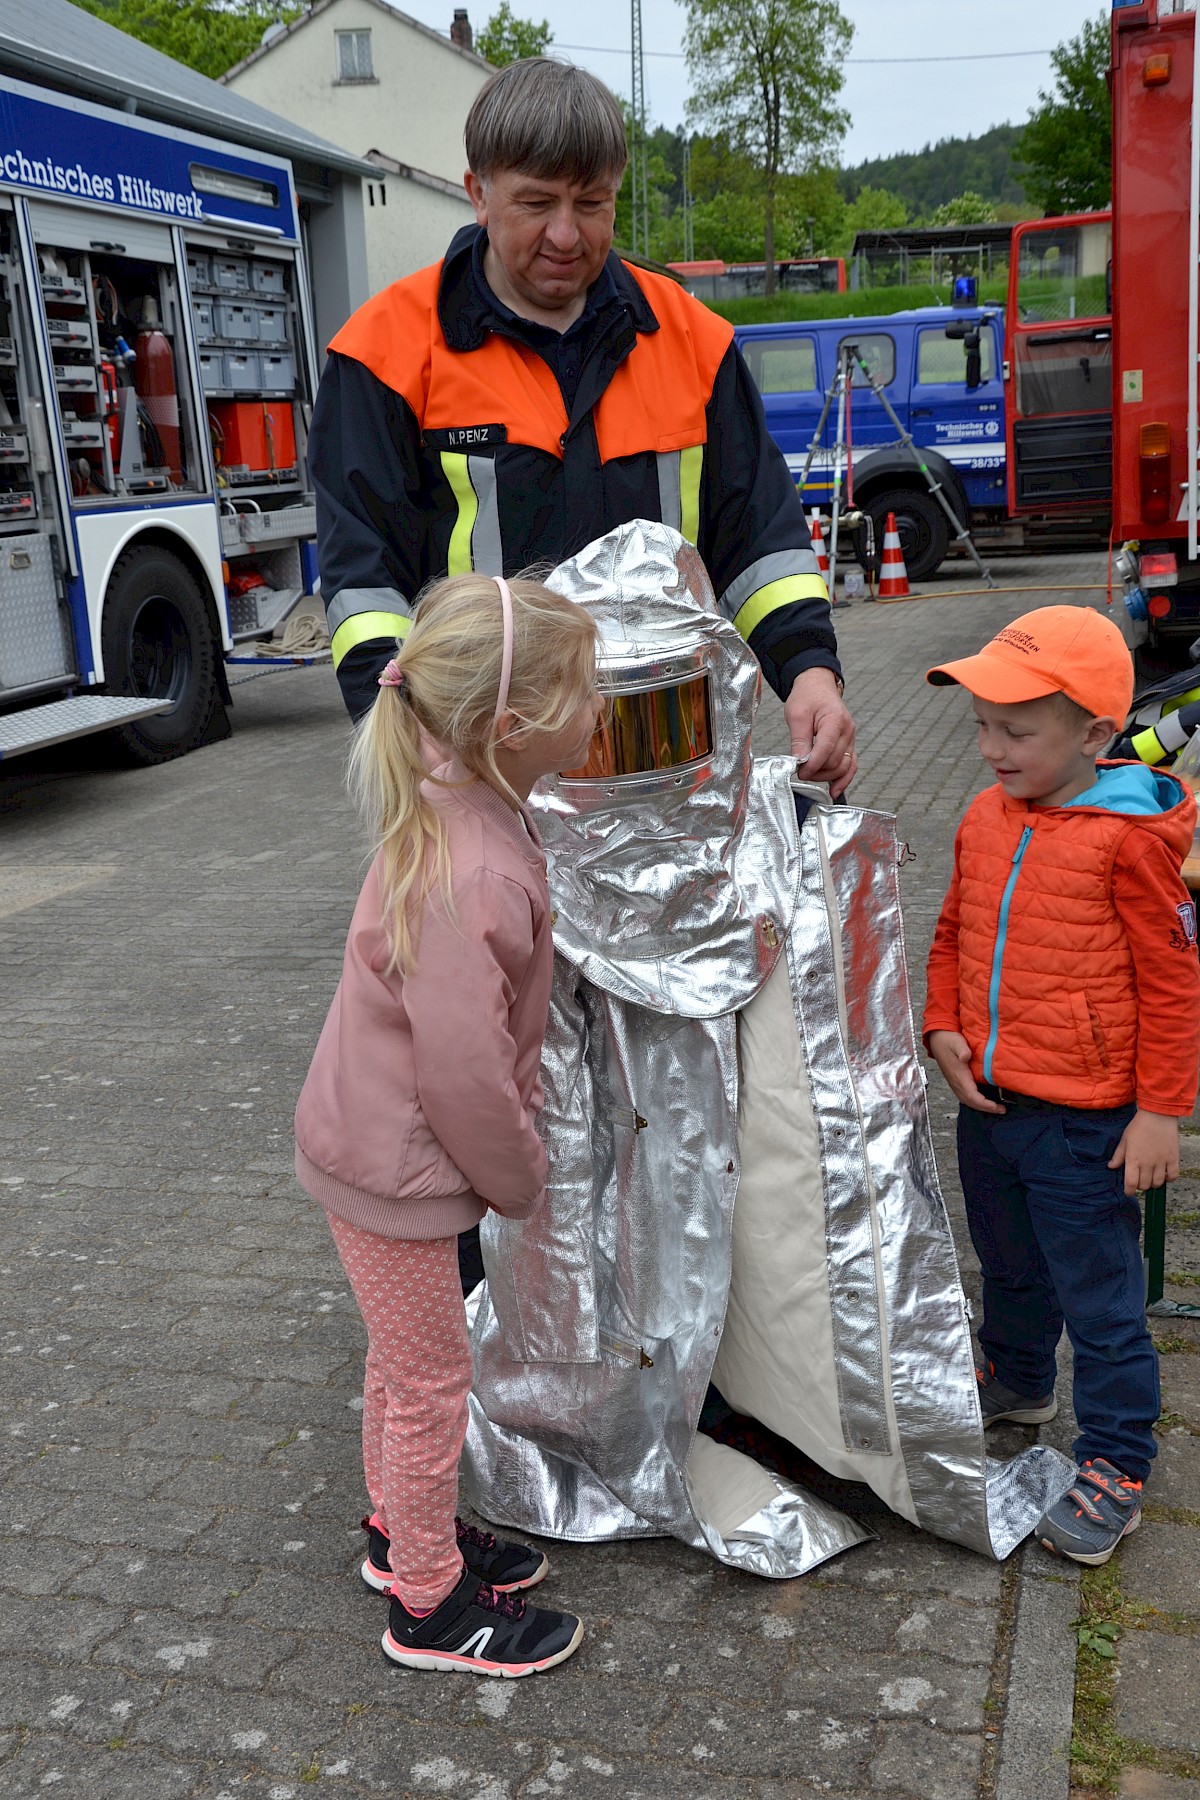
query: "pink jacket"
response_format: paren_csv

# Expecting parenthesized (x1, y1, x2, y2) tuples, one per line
(295, 760, 553, 1241)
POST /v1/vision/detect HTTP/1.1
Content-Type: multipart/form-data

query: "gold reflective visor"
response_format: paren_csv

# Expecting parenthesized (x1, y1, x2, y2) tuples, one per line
(562, 670, 713, 780)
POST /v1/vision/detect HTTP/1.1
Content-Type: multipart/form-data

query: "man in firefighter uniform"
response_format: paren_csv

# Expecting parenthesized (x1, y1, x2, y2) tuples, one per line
(309, 55, 856, 786)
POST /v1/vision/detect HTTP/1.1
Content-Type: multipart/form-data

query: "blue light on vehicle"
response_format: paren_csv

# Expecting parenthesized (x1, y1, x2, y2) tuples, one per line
(953, 276, 978, 306)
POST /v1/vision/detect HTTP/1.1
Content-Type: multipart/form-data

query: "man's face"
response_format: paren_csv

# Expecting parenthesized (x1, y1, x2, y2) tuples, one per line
(464, 166, 619, 316)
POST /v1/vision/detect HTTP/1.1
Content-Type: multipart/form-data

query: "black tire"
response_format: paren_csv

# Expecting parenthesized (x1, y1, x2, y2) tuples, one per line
(100, 547, 222, 765)
(862, 487, 950, 583)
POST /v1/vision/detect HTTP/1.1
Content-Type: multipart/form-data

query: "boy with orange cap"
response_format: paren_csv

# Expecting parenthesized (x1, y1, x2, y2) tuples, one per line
(923, 605, 1200, 1564)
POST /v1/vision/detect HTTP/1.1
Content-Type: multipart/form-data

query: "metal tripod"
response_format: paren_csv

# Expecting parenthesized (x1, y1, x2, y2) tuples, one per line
(797, 341, 996, 594)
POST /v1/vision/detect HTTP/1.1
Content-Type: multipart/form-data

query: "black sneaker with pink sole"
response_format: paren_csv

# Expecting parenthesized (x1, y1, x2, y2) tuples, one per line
(382, 1565, 583, 1677)
(360, 1513, 548, 1595)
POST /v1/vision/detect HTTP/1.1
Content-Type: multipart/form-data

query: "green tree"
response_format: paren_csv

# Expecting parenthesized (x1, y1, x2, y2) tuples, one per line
(1018, 12, 1111, 215)
(684, 0, 853, 293)
(476, 3, 553, 67)
(68, 0, 303, 79)
(928, 190, 996, 227)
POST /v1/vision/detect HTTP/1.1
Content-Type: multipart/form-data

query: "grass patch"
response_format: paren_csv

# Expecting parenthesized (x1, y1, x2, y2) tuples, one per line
(1167, 1210, 1199, 1228)
(709, 279, 1009, 325)
(1154, 1410, 1200, 1437)
(1153, 1332, 1200, 1354)
(1070, 1554, 1200, 1793)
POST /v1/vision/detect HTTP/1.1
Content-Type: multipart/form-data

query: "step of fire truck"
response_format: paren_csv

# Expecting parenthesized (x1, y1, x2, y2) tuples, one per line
(0, 694, 171, 761)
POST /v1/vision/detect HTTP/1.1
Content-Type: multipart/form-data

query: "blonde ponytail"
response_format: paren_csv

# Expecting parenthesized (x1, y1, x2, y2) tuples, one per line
(348, 573, 597, 974)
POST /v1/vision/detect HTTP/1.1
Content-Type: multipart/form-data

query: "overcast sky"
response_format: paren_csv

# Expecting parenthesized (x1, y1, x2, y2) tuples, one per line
(405, 0, 1106, 165)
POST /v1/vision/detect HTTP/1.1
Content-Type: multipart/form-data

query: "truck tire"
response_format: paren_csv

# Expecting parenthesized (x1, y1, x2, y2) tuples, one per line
(100, 546, 222, 765)
(863, 488, 950, 583)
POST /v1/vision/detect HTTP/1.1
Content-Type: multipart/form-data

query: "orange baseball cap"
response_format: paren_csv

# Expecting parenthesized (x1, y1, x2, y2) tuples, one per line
(926, 605, 1133, 721)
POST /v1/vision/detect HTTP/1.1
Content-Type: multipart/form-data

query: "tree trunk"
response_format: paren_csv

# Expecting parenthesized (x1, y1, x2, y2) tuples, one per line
(764, 178, 776, 297)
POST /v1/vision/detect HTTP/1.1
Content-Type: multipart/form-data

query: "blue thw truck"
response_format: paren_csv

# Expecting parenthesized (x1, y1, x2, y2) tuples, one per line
(734, 305, 1109, 581)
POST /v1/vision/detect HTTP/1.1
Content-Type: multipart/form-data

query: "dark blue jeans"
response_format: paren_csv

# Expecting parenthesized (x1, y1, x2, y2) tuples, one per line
(957, 1100, 1159, 1483)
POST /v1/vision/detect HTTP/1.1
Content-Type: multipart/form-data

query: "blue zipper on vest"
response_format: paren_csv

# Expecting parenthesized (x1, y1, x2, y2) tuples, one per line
(982, 823, 1033, 1083)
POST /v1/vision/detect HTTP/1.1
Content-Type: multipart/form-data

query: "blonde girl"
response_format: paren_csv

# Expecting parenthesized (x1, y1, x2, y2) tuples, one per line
(295, 573, 599, 1677)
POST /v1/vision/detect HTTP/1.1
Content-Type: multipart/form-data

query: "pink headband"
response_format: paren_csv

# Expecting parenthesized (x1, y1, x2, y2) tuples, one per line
(494, 576, 513, 724)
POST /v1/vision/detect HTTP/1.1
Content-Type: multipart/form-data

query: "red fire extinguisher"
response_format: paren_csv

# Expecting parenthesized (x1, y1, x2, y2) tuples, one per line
(99, 360, 119, 465)
(133, 296, 181, 482)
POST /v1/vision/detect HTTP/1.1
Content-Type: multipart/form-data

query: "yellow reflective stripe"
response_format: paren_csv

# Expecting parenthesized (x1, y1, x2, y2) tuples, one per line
(1130, 724, 1167, 765)
(330, 610, 411, 669)
(679, 444, 703, 544)
(732, 573, 831, 642)
(441, 451, 477, 575)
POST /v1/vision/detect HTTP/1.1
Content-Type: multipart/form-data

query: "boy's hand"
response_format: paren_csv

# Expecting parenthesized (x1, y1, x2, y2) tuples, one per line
(927, 1031, 1006, 1114)
(1109, 1109, 1180, 1196)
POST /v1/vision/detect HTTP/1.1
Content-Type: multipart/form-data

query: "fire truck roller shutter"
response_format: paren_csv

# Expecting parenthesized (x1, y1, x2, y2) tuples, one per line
(849, 448, 969, 583)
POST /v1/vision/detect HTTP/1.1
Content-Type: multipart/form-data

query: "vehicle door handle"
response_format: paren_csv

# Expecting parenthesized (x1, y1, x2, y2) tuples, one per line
(912, 407, 933, 417)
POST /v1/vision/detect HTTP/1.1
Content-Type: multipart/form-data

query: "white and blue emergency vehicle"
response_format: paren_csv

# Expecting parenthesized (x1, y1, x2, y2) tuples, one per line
(0, 65, 357, 763)
(735, 304, 1105, 581)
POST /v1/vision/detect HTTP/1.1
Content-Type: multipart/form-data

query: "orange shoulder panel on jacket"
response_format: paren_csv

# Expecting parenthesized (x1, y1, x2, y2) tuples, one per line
(594, 265, 735, 463)
(327, 263, 442, 417)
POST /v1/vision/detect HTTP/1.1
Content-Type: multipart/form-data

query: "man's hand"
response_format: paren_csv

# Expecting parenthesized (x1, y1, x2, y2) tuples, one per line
(926, 1031, 1006, 1114)
(785, 667, 857, 798)
(1109, 1109, 1180, 1196)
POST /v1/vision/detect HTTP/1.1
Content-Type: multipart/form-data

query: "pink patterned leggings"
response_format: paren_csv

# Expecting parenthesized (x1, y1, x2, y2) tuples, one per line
(326, 1213, 472, 1612)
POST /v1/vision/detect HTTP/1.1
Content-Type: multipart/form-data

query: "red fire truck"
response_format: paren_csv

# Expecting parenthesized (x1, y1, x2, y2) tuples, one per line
(1109, 0, 1200, 660)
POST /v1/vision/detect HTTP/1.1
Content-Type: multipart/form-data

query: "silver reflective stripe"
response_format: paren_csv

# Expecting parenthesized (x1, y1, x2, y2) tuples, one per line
(325, 585, 408, 636)
(720, 550, 823, 620)
(468, 455, 504, 575)
(656, 451, 682, 533)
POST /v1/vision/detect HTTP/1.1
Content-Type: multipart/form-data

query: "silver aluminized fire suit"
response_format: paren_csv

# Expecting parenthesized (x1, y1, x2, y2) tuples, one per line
(464, 521, 1072, 1577)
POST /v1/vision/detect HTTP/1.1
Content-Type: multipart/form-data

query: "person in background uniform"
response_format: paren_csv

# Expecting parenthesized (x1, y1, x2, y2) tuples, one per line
(309, 55, 857, 1289)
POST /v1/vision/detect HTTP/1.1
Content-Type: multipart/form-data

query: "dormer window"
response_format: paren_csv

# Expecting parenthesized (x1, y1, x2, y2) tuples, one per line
(336, 29, 375, 82)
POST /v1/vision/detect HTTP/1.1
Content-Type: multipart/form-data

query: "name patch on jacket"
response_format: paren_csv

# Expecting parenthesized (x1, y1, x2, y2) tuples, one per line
(423, 424, 508, 450)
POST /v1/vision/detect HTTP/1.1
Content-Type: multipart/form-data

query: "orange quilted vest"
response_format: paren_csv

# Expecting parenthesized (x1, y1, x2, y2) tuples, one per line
(954, 767, 1195, 1107)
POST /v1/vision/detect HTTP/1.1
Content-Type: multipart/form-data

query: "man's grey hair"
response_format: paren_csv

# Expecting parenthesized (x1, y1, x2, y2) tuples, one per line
(465, 59, 628, 187)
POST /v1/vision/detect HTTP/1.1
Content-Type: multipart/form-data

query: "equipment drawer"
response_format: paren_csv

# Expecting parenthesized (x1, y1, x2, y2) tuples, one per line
(254, 304, 288, 344)
(259, 352, 295, 394)
(213, 301, 258, 341)
(250, 262, 286, 296)
(193, 297, 215, 339)
(212, 256, 249, 293)
(223, 351, 262, 392)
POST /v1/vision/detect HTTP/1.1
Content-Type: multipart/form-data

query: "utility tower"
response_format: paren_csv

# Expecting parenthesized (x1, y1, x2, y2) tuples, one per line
(682, 136, 694, 262)
(630, 0, 649, 257)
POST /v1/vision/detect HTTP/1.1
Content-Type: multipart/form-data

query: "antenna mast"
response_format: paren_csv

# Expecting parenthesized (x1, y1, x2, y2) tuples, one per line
(630, 0, 649, 257)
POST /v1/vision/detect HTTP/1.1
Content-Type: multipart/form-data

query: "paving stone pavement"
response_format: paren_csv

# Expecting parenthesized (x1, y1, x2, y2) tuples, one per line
(1, 549, 1197, 1800)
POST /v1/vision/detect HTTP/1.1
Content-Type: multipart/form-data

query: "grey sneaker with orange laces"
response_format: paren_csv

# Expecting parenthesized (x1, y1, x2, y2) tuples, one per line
(1036, 1458, 1143, 1565)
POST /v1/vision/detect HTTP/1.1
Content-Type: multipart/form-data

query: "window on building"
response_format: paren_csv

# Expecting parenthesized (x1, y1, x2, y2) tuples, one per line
(741, 335, 818, 396)
(336, 29, 375, 81)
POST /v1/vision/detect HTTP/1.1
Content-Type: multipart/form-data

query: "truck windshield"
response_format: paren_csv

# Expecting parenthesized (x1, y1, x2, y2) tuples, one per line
(1016, 221, 1111, 323)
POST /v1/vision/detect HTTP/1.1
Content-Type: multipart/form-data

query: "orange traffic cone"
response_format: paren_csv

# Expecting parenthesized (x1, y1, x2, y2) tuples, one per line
(809, 510, 830, 583)
(878, 512, 910, 598)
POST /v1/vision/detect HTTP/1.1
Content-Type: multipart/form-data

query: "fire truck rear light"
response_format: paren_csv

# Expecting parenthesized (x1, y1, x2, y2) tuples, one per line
(1147, 594, 1173, 618)
(1139, 425, 1172, 521)
(1143, 54, 1172, 86)
(1140, 552, 1178, 585)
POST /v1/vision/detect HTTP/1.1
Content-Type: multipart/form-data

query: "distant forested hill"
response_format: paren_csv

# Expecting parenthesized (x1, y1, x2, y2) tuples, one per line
(840, 125, 1025, 217)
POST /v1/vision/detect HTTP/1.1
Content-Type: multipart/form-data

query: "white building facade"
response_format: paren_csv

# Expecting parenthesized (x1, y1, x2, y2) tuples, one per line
(223, 0, 489, 295)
